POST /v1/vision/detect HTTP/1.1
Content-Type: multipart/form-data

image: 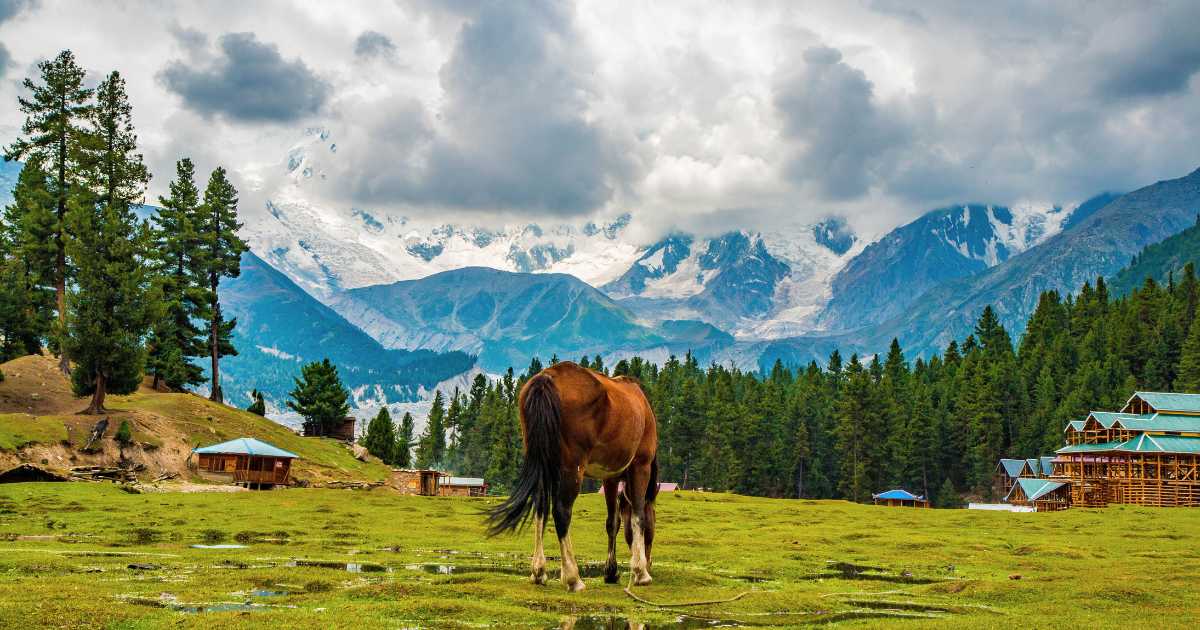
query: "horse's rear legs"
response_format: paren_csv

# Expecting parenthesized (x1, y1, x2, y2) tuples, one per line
(553, 468, 585, 592)
(626, 459, 654, 585)
(530, 514, 547, 585)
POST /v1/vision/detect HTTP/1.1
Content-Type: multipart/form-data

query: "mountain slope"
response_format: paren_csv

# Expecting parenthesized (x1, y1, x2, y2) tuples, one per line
(218, 251, 475, 412)
(759, 167, 1200, 368)
(817, 201, 1086, 332)
(332, 267, 730, 371)
(1109, 216, 1200, 296)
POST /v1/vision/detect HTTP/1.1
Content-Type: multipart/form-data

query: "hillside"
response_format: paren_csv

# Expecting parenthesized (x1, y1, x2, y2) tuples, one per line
(0, 354, 390, 484)
(1109, 216, 1200, 296)
(335, 267, 684, 372)
(218, 251, 475, 412)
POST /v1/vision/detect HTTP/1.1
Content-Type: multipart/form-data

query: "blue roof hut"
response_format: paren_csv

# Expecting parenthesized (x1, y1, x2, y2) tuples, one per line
(192, 438, 299, 489)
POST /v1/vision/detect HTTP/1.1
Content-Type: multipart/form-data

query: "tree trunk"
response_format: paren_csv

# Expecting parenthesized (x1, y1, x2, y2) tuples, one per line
(56, 126, 70, 377)
(209, 284, 221, 403)
(81, 371, 107, 415)
(56, 262, 69, 375)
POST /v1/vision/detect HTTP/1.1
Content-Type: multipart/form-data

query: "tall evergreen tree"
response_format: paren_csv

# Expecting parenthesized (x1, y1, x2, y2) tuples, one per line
(5, 50, 94, 375)
(195, 166, 246, 403)
(363, 407, 397, 464)
(146, 158, 205, 390)
(287, 359, 350, 437)
(415, 390, 447, 468)
(395, 412, 415, 468)
(63, 71, 151, 414)
(0, 163, 55, 359)
(1178, 308, 1200, 393)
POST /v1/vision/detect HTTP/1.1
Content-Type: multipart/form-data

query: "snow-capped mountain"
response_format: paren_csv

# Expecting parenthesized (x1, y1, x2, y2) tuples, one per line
(241, 128, 642, 300)
(604, 218, 867, 339)
(816, 201, 1097, 332)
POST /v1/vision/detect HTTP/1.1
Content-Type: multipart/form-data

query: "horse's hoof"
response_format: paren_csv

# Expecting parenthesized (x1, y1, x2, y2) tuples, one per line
(604, 571, 620, 584)
(531, 571, 548, 586)
(565, 578, 586, 593)
(633, 571, 653, 586)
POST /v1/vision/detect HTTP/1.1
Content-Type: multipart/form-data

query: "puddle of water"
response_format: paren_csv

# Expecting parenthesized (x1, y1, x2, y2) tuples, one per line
(803, 561, 945, 584)
(190, 544, 247, 549)
(557, 616, 742, 629)
(250, 589, 288, 597)
(123, 596, 295, 614)
(287, 560, 391, 573)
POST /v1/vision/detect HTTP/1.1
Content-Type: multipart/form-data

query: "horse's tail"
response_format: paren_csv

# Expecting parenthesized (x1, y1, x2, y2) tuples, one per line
(486, 372, 562, 537)
(645, 455, 660, 503)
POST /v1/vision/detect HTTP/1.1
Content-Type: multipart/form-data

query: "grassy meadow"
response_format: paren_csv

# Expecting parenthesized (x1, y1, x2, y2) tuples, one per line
(0, 483, 1197, 629)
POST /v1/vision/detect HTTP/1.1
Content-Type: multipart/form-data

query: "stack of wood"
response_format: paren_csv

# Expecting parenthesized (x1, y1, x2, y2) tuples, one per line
(69, 466, 138, 483)
(319, 480, 384, 490)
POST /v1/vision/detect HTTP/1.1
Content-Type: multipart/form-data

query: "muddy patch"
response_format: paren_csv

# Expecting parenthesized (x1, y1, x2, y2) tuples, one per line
(287, 559, 391, 573)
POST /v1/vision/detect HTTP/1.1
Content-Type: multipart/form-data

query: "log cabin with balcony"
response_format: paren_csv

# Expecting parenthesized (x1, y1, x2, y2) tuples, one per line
(1052, 392, 1200, 508)
(192, 438, 299, 489)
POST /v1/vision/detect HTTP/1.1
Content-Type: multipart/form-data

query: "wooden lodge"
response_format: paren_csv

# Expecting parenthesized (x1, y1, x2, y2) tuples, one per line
(192, 438, 298, 489)
(872, 489, 930, 508)
(994, 456, 1056, 497)
(389, 469, 442, 496)
(1005, 478, 1070, 512)
(1053, 392, 1200, 508)
(302, 416, 356, 442)
(438, 475, 487, 497)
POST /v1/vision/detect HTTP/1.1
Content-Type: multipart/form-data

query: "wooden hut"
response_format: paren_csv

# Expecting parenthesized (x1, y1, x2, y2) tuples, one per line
(1006, 478, 1070, 511)
(438, 475, 488, 497)
(1053, 391, 1200, 508)
(994, 458, 1033, 496)
(872, 489, 930, 508)
(303, 416, 356, 442)
(389, 469, 441, 496)
(192, 438, 298, 489)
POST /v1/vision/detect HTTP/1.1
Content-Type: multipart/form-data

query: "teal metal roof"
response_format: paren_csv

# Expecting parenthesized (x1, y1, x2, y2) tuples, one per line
(1114, 415, 1200, 433)
(1064, 420, 1086, 432)
(1056, 441, 1122, 454)
(1039, 456, 1055, 474)
(193, 437, 299, 459)
(998, 458, 1029, 477)
(1116, 434, 1200, 454)
(874, 489, 923, 501)
(1127, 392, 1200, 414)
(1008, 478, 1067, 502)
(1089, 411, 1154, 428)
(1025, 458, 1042, 476)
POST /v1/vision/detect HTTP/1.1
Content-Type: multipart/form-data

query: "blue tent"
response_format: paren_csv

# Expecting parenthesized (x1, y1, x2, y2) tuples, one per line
(873, 489, 924, 501)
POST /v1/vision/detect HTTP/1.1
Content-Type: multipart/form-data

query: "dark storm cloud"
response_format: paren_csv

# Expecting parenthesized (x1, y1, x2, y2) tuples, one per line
(775, 45, 912, 200)
(159, 32, 329, 123)
(332, 0, 629, 216)
(354, 30, 398, 61)
(1092, 4, 1200, 99)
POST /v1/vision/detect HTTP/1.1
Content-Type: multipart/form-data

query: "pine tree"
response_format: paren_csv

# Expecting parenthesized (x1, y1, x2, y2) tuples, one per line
(63, 71, 151, 414)
(834, 355, 872, 502)
(146, 158, 205, 390)
(934, 478, 961, 508)
(363, 407, 397, 463)
(415, 390, 447, 468)
(443, 389, 464, 469)
(195, 166, 247, 403)
(394, 412, 415, 467)
(1178, 308, 1200, 393)
(484, 386, 521, 492)
(5, 50, 94, 375)
(287, 359, 350, 437)
(0, 163, 55, 359)
(114, 419, 133, 446)
(247, 389, 266, 416)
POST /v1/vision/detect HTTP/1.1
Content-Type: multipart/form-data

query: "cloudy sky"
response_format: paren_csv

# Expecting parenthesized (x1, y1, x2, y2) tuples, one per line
(2, 0, 1200, 238)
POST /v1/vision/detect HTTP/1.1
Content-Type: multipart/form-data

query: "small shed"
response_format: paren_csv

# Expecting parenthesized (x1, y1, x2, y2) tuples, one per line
(1006, 477, 1070, 512)
(389, 469, 441, 496)
(193, 438, 298, 489)
(303, 416, 356, 441)
(439, 475, 487, 497)
(872, 489, 930, 508)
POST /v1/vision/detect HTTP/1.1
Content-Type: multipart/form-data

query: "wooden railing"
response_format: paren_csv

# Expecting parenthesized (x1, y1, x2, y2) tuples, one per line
(233, 470, 284, 485)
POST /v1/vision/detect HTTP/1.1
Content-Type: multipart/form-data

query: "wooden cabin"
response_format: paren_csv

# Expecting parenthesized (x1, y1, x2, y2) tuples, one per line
(438, 475, 487, 497)
(1006, 478, 1070, 512)
(1053, 391, 1200, 508)
(872, 489, 930, 508)
(994, 459, 1033, 496)
(389, 469, 441, 496)
(303, 416, 356, 442)
(192, 438, 298, 489)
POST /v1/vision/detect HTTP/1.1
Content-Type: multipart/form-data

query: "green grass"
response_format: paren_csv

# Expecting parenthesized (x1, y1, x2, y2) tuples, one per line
(1, 484, 1198, 628)
(0, 413, 69, 450)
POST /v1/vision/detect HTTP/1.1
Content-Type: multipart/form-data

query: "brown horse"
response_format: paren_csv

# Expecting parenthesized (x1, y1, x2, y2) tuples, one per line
(486, 361, 658, 592)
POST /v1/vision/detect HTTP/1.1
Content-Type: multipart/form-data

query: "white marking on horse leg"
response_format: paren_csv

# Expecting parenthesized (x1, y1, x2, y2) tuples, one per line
(530, 515, 547, 585)
(559, 533, 585, 592)
(629, 512, 652, 585)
